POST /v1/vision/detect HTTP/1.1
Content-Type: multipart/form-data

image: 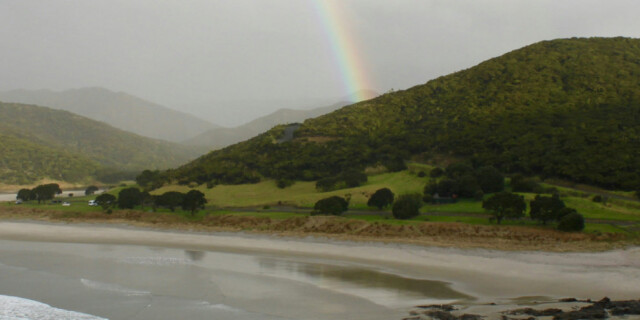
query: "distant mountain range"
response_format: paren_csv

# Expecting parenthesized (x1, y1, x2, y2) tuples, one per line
(0, 87, 216, 142)
(166, 37, 640, 190)
(183, 90, 379, 148)
(0, 102, 208, 185)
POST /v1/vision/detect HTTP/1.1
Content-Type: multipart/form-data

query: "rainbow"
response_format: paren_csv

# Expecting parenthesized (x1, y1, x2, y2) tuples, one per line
(312, 0, 374, 102)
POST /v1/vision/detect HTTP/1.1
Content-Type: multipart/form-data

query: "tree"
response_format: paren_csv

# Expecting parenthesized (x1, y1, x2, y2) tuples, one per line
(118, 187, 142, 209)
(529, 194, 565, 225)
(315, 177, 339, 192)
(85, 185, 99, 195)
(182, 190, 207, 216)
(392, 193, 423, 220)
(476, 166, 505, 193)
(16, 188, 35, 201)
(95, 193, 116, 212)
(430, 167, 444, 178)
(32, 183, 62, 204)
(367, 188, 395, 209)
(136, 169, 163, 190)
(557, 212, 585, 231)
(341, 170, 367, 188)
(445, 163, 474, 179)
(313, 196, 348, 215)
(157, 191, 185, 212)
(482, 192, 526, 224)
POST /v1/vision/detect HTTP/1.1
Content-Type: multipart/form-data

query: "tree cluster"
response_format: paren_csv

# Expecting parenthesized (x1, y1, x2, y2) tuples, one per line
(367, 188, 395, 209)
(315, 170, 368, 192)
(93, 188, 207, 216)
(312, 196, 349, 216)
(17, 183, 63, 204)
(424, 164, 504, 201)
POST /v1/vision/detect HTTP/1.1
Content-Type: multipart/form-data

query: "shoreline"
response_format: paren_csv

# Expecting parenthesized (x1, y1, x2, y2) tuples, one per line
(0, 206, 633, 253)
(1, 220, 639, 303)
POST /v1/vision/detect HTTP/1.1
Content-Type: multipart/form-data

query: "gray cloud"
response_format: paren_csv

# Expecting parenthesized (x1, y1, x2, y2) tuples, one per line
(2, 0, 639, 126)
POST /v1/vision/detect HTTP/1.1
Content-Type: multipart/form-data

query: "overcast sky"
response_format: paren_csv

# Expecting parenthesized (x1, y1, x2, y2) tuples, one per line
(2, 0, 640, 126)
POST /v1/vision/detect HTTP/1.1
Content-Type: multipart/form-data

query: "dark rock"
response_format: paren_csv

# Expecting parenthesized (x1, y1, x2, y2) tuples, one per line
(417, 304, 456, 312)
(509, 307, 563, 316)
(423, 310, 457, 320)
(459, 314, 483, 320)
(559, 298, 578, 302)
(553, 305, 606, 320)
(607, 299, 640, 315)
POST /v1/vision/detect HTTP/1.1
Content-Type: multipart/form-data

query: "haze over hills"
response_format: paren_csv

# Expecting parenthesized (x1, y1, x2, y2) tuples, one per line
(0, 102, 208, 185)
(183, 90, 379, 148)
(164, 37, 640, 190)
(0, 87, 217, 142)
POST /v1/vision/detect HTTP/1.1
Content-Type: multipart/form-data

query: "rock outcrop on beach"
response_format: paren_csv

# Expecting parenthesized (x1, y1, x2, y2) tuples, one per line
(404, 298, 640, 320)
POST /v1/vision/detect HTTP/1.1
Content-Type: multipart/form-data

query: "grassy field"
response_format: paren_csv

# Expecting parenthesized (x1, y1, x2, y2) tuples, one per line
(5, 168, 640, 240)
(154, 170, 428, 208)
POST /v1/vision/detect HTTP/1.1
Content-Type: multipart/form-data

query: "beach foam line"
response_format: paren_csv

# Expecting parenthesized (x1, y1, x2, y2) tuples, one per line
(81, 279, 151, 296)
(0, 294, 106, 320)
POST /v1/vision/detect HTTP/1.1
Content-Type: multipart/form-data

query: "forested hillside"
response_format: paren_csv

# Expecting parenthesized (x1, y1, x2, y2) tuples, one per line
(162, 37, 640, 190)
(0, 102, 208, 184)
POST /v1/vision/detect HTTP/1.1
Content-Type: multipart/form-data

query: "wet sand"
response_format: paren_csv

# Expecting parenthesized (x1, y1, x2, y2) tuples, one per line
(0, 221, 639, 319)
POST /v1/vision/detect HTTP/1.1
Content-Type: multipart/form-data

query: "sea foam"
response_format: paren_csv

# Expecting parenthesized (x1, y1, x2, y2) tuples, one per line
(0, 294, 106, 320)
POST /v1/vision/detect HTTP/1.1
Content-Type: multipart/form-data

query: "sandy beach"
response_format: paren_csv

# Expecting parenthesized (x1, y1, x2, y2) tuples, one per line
(1, 221, 639, 303)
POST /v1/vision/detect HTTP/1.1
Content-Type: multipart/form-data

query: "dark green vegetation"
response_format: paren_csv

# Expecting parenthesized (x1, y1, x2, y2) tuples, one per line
(161, 37, 640, 191)
(17, 183, 62, 204)
(558, 212, 586, 231)
(313, 196, 349, 216)
(392, 194, 423, 220)
(367, 188, 395, 209)
(0, 102, 207, 184)
(182, 190, 207, 215)
(482, 192, 527, 224)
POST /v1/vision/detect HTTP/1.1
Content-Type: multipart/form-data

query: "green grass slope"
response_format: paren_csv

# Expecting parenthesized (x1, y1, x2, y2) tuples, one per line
(166, 37, 640, 190)
(0, 102, 208, 184)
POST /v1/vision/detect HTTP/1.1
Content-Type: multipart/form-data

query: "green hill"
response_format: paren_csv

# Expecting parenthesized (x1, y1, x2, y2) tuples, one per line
(0, 102, 208, 184)
(163, 37, 640, 190)
(0, 87, 217, 142)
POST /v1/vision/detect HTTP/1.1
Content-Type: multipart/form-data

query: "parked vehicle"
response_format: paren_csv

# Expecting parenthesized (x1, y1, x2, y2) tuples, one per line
(62, 202, 71, 206)
(88, 200, 97, 206)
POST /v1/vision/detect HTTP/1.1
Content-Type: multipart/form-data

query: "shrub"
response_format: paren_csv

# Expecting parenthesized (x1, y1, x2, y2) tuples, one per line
(557, 212, 585, 232)
(206, 181, 216, 189)
(429, 167, 444, 178)
(510, 174, 541, 193)
(529, 194, 565, 225)
(392, 194, 423, 219)
(367, 188, 395, 209)
(417, 171, 426, 178)
(482, 192, 526, 224)
(313, 196, 349, 215)
(316, 177, 339, 192)
(445, 163, 474, 179)
(117, 187, 142, 209)
(84, 185, 99, 195)
(456, 174, 481, 198)
(592, 195, 602, 203)
(95, 193, 116, 212)
(276, 179, 294, 189)
(476, 166, 505, 193)
(341, 170, 367, 188)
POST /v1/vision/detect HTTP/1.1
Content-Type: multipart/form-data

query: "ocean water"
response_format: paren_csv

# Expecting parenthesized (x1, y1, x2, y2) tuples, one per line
(0, 240, 465, 320)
